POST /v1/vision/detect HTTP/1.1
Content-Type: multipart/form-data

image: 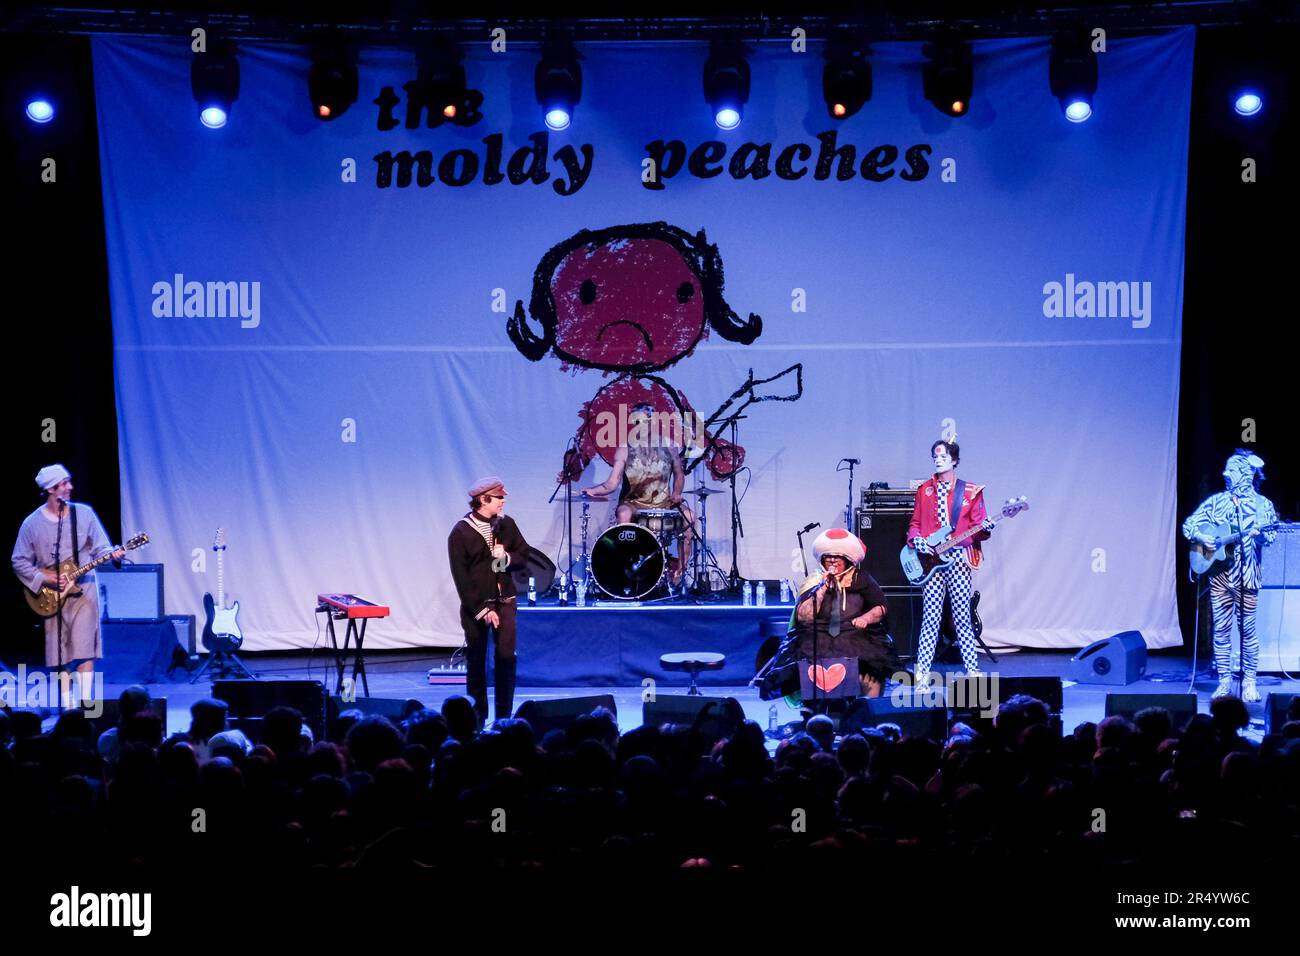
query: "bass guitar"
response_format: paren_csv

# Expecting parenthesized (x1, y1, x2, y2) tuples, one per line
(899, 497, 1029, 586)
(25, 533, 150, 618)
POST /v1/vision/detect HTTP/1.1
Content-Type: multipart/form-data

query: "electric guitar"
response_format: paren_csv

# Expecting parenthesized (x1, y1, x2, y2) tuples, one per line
(1188, 521, 1279, 575)
(899, 496, 1029, 586)
(25, 532, 150, 618)
(201, 528, 243, 653)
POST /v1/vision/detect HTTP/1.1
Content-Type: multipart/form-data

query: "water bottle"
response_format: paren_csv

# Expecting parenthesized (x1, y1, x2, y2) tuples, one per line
(527, 576, 537, 606)
(756, 581, 767, 607)
(779, 578, 791, 603)
(576, 579, 587, 607)
(742, 581, 753, 606)
(558, 573, 568, 606)
(768, 704, 778, 733)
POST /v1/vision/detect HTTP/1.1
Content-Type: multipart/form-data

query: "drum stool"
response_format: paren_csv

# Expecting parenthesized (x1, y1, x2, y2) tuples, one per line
(659, 652, 726, 696)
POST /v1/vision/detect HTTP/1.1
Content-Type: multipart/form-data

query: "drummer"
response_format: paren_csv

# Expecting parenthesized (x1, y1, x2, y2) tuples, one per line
(580, 403, 696, 585)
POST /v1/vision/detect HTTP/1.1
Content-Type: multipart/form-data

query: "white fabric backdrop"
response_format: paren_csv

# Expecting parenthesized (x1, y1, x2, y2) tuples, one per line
(93, 31, 1193, 650)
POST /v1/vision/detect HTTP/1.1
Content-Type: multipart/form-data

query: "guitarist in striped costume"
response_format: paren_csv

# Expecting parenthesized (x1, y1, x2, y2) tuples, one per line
(906, 440, 997, 688)
(1182, 450, 1279, 702)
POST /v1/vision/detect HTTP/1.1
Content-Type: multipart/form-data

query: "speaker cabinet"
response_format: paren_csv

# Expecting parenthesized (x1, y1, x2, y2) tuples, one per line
(1105, 693, 1198, 732)
(1256, 589, 1300, 674)
(946, 675, 1065, 736)
(643, 695, 743, 743)
(327, 695, 420, 740)
(514, 694, 617, 739)
(166, 614, 196, 655)
(855, 508, 914, 588)
(213, 679, 327, 744)
(841, 695, 948, 741)
(1266, 693, 1299, 735)
(1069, 631, 1147, 685)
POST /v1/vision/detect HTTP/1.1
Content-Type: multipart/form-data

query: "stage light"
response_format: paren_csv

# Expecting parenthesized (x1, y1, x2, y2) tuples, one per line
(191, 43, 239, 129)
(704, 41, 750, 130)
(309, 45, 358, 121)
(823, 42, 871, 120)
(414, 42, 482, 127)
(1234, 91, 1263, 116)
(922, 37, 972, 118)
(25, 98, 55, 124)
(1050, 32, 1098, 123)
(536, 40, 582, 131)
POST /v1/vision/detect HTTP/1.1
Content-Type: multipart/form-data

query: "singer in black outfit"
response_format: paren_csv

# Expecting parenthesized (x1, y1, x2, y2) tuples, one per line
(447, 476, 530, 726)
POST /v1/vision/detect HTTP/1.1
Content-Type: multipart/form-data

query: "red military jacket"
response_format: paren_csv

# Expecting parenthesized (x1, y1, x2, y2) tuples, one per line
(907, 474, 990, 569)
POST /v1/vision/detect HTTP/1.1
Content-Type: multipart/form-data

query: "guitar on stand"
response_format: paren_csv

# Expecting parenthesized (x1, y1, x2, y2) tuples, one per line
(194, 527, 254, 681)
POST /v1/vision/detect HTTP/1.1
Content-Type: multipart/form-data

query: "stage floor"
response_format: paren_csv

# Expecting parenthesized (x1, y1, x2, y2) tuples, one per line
(80, 648, 1299, 743)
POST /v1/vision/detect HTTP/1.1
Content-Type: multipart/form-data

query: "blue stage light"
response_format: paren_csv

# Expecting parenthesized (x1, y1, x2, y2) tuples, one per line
(25, 98, 55, 124)
(544, 107, 571, 131)
(199, 105, 228, 129)
(1234, 92, 1263, 116)
(704, 41, 749, 131)
(1064, 99, 1093, 123)
(714, 106, 741, 130)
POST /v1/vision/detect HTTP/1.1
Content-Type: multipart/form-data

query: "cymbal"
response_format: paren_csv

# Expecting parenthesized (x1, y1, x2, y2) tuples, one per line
(685, 486, 724, 497)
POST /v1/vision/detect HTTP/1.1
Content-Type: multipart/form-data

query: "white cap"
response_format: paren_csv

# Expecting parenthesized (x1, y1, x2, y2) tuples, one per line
(35, 464, 70, 492)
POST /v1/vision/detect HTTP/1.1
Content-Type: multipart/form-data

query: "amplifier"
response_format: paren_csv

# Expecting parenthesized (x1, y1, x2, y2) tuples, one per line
(97, 563, 164, 621)
(1261, 524, 1300, 587)
(856, 508, 914, 587)
(1256, 588, 1300, 674)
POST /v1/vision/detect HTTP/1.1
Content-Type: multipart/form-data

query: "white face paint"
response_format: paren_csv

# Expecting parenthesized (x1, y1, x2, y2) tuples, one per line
(932, 447, 955, 476)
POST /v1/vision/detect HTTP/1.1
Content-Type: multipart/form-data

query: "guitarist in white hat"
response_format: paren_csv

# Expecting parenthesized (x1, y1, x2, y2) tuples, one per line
(11, 464, 124, 705)
(1183, 450, 1279, 702)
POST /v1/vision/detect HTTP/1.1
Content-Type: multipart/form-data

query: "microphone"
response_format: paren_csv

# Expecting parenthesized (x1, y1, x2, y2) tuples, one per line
(840, 458, 860, 465)
(800, 522, 820, 534)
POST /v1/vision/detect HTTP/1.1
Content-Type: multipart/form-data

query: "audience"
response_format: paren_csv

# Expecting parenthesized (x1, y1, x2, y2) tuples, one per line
(1, 689, 1296, 869)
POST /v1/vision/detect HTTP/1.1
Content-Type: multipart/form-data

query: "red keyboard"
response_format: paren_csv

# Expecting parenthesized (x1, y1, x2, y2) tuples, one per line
(317, 593, 391, 619)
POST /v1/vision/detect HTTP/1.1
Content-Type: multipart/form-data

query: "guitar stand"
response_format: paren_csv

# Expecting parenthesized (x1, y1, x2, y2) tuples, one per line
(320, 609, 371, 698)
(933, 590, 999, 665)
(189, 646, 255, 683)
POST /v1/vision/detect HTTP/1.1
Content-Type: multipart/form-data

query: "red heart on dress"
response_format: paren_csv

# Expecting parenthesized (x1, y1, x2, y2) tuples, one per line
(808, 663, 846, 692)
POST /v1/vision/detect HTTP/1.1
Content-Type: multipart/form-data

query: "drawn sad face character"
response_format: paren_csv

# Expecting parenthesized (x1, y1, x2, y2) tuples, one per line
(508, 222, 763, 481)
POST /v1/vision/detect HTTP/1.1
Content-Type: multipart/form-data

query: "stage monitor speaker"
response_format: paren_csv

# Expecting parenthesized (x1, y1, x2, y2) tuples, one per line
(1068, 631, 1147, 685)
(643, 695, 743, 743)
(165, 614, 196, 655)
(327, 695, 421, 740)
(514, 694, 617, 739)
(841, 695, 948, 742)
(855, 508, 914, 587)
(512, 547, 557, 597)
(1255, 589, 1300, 674)
(1266, 693, 1299, 735)
(97, 563, 165, 621)
(1104, 693, 1198, 732)
(213, 679, 327, 744)
(946, 675, 1065, 735)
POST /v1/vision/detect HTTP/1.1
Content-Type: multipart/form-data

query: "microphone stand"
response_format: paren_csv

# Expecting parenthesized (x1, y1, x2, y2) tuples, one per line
(54, 499, 65, 712)
(838, 458, 859, 531)
(795, 524, 818, 579)
(548, 437, 579, 597)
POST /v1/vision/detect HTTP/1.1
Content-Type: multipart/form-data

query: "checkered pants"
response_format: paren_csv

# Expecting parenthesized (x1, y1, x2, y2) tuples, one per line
(914, 559, 979, 674)
(1209, 569, 1259, 679)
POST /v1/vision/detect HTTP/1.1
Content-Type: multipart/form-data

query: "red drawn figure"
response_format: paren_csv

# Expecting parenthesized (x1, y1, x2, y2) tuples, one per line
(508, 222, 800, 483)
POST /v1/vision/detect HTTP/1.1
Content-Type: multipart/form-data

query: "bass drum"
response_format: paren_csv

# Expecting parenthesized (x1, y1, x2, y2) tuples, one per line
(590, 523, 666, 600)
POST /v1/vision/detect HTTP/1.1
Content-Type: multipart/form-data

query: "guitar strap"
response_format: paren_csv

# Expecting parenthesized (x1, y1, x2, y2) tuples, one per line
(70, 502, 80, 570)
(950, 479, 966, 530)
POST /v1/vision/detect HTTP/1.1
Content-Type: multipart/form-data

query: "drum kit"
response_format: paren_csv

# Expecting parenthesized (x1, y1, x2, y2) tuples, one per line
(573, 485, 725, 600)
